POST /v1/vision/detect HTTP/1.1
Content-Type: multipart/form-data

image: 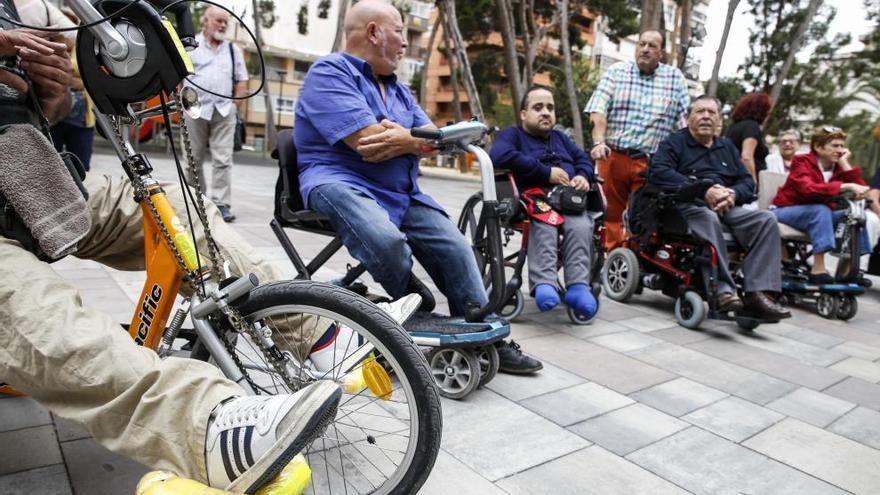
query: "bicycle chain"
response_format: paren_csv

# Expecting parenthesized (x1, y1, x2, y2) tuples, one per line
(111, 96, 297, 394)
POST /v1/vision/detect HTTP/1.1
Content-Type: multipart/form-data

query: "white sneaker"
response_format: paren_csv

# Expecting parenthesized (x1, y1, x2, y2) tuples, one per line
(308, 293, 422, 375)
(204, 381, 341, 494)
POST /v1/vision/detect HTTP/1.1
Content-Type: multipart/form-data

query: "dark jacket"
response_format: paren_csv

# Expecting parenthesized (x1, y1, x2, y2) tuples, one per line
(648, 128, 756, 205)
(773, 151, 865, 209)
(490, 127, 594, 190)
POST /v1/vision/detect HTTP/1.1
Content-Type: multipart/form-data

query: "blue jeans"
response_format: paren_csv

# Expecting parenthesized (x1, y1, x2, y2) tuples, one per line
(50, 123, 94, 171)
(773, 204, 871, 255)
(309, 183, 488, 316)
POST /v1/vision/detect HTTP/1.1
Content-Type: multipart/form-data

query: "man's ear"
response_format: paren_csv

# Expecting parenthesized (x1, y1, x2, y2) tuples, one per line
(366, 22, 379, 44)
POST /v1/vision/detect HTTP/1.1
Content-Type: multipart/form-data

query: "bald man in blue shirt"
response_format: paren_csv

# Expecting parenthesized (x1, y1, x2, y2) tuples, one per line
(294, 0, 542, 374)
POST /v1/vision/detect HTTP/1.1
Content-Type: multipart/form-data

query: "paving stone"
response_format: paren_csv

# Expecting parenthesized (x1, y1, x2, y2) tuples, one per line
(420, 450, 508, 495)
(630, 377, 728, 417)
(764, 321, 846, 349)
(497, 446, 689, 495)
(649, 326, 716, 346)
(568, 404, 688, 455)
(682, 397, 784, 442)
(628, 427, 848, 495)
(522, 334, 675, 394)
(61, 438, 150, 495)
(724, 331, 848, 367)
(799, 320, 880, 348)
(589, 330, 664, 353)
(486, 362, 586, 402)
(823, 377, 880, 411)
(53, 415, 91, 443)
(440, 390, 589, 481)
(617, 315, 678, 332)
(520, 382, 634, 426)
(829, 357, 880, 383)
(767, 388, 856, 428)
(586, 299, 650, 322)
(0, 464, 71, 495)
(687, 338, 847, 390)
(556, 318, 632, 340)
(828, 407, 880, 450)
(0, 397, 52, 432)
(831, 341, 880, 361)
(0, 426, 63, 475)
(630, 343, 797, 404)
(506, 319, 559, 340)
(744, 418, 880, 495)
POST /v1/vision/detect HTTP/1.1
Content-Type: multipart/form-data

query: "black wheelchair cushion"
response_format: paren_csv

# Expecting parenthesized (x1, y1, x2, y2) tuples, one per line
(273, 129, 304, 219)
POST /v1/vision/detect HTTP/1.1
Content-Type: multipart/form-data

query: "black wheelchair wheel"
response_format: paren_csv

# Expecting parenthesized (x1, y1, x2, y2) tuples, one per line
(816, 293, 839, 319)
(836, 295, 858, 320)
(476, 344, 500, 388)
(602, 247, 641, 302)
(675, 290, 707, 329)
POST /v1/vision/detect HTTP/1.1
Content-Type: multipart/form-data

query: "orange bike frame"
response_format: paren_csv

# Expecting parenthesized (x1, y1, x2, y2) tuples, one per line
(128, 183, 203, 351)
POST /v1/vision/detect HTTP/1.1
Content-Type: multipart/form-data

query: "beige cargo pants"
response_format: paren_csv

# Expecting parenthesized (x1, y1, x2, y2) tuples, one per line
(0, 174, 317, 482)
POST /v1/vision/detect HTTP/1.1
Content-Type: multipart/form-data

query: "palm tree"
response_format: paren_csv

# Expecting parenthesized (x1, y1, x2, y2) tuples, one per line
(708, 0, 740, 97)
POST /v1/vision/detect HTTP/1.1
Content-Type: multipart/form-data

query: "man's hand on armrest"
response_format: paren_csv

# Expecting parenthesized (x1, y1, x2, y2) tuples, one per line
(347, 119, 431, 163)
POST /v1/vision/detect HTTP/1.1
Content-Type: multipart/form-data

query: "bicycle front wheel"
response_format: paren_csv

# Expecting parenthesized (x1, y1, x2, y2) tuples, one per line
(214, 281, 442, 495)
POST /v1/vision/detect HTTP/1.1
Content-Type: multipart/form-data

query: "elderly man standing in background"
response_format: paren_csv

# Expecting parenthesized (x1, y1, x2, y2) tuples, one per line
(185, 6, 248, 222)
(584, 30, 690, 251)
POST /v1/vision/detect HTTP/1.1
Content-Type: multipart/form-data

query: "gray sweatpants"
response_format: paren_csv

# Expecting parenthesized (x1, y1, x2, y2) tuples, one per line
(677, 204, 782, 294)
(184, 109, 236, 208)
(527, 213, 594, 291)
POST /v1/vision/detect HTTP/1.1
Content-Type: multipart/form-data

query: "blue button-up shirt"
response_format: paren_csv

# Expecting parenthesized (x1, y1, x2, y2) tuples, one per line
(294, 52, 439, 225)
(648, 128, 756, 205)
(490, 127, 594, 190)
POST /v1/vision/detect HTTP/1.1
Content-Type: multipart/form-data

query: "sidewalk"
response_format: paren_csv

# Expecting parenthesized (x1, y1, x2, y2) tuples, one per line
(2, 150, 880, 494)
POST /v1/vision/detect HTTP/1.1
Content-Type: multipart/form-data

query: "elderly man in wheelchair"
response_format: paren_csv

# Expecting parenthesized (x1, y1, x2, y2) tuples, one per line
(489, 85, 601, 321)
(646, 95, 790, 320)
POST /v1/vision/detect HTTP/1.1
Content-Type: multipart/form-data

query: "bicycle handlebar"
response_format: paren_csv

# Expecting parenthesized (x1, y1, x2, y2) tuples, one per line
(410, 120, 488, 147)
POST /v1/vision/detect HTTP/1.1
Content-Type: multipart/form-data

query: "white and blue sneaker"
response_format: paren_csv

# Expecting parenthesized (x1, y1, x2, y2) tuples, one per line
(204, 381, 341, 494)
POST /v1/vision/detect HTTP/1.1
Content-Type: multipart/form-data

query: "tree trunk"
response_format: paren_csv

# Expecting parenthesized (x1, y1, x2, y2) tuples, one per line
(331, 0, 351, 52)
(769, 0, 823, 105)
(520, 0, 533, 91)
(440, 9, 463, 122)
(707, 0, 740, 97)
(444, 0, 484, 122)
(496, 0, 523, 124)
(419, 12, 442, 105)
(252, 0, 276, 153)
(559, 0, 583, 147)
(640, 0, 664, 33)
(676, 0, 693, 70)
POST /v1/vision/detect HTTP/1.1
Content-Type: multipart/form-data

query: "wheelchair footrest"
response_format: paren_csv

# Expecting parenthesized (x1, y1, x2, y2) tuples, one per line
(404, 312, 510, 348)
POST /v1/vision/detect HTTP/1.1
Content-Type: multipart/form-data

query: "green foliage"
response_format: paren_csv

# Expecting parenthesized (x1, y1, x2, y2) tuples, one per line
(258, 0, 278, 29)
(491, 100, 517, 129)
(581, 0, 639, 42)
(318, 0, 331, 19)
(297, 4, 308, 34)
(550, 55, 601, 145)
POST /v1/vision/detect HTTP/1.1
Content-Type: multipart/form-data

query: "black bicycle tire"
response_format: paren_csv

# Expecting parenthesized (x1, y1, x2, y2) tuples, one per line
(208, 280, 443, 495)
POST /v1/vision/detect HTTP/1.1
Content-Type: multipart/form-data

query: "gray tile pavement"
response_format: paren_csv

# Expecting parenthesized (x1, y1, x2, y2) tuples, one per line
(3, 151, 880, 494)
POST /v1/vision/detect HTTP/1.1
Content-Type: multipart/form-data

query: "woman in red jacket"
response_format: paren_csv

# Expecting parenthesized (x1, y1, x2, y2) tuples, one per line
(772, 126, 871, 284)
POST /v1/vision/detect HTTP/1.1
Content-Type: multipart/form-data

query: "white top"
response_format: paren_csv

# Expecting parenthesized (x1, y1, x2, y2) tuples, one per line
(765, 153, 789, 175)
(185, 34, 249, 119)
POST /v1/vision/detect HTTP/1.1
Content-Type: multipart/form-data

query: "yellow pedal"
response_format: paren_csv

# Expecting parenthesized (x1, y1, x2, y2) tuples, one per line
(362, 356, 393, 401)
(0, 383, 24, 396)
(136, 454, 311, 495)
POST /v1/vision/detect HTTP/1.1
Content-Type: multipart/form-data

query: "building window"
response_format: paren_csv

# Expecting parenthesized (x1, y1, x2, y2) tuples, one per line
(409, 1, 432, 19)
(294, 60, 312, 80)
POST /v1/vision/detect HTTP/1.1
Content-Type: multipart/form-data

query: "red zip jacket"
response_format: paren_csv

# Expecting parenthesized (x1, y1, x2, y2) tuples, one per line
(772, 152, 865, 209)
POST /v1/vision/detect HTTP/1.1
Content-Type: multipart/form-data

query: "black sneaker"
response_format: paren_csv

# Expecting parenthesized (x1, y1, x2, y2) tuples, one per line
(496, 340, 543, 374)
(218, 205, 236, 223)
(809, 272, 835, 285)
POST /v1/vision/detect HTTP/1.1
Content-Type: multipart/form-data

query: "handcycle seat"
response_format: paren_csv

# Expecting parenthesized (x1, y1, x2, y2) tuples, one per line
(272, 129, 336, 235)
(758, 170, 811, 243)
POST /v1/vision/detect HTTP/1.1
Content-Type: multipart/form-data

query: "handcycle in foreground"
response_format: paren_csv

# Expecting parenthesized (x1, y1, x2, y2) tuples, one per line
(271, 123, 509, 400)
(456, 168, 607, 325)
(758, 171, 866, 320)
(42, 0, 442, 493)
(603, 179, 780, 331)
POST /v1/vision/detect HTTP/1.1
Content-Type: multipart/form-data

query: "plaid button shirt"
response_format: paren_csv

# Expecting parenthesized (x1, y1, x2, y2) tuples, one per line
(584, 61, 690, 154)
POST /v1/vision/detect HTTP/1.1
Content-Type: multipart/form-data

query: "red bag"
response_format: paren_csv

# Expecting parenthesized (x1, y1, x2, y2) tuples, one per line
(521, 187, 564, 226)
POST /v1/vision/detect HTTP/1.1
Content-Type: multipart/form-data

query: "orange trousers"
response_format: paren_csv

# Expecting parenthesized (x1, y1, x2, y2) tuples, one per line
(597, 151, 648, 251)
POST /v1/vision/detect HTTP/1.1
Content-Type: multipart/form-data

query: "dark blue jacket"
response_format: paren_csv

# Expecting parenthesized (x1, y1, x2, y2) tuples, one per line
(648, 128, 756, 205)
(490, 127, 594, 190)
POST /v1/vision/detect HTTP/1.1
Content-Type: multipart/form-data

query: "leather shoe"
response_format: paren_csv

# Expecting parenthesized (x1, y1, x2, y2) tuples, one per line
(218, 205, 236, 223)
(716, 292, 744, 312)
(743, 292, 791, 320)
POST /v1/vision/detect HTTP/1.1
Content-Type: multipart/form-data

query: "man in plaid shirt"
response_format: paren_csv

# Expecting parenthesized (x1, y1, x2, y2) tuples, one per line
(584, 30, 690, 250)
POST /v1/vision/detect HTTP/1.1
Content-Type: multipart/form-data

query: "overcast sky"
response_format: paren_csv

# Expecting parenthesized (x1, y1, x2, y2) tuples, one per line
(694, 0, 874, 81)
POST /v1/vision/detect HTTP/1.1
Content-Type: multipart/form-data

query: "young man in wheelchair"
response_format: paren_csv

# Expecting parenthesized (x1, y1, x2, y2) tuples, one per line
(490, 85, 599, 320)
(292, 0, 542, 374)
(647, 95, 790, 320)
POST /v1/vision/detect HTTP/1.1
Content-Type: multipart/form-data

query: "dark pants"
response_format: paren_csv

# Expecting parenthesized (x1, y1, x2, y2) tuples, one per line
(50, 123, 94, 171)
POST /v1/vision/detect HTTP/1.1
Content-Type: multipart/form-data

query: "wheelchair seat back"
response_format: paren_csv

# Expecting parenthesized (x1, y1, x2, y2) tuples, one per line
(758, 170, 811, 242)
(271, 129, 336, 233)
